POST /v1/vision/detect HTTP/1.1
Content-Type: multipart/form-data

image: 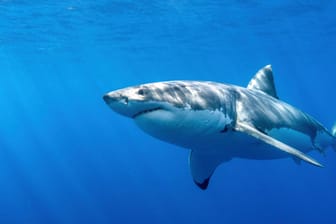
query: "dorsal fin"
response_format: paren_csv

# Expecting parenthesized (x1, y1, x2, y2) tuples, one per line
(247, 65, 279, 99)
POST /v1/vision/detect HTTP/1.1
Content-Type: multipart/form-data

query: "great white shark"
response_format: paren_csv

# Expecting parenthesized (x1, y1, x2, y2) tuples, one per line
(103, 65, 336, 190)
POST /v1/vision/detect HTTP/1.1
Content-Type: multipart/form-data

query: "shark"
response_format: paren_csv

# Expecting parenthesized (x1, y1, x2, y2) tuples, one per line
(103, 65, 335, 190)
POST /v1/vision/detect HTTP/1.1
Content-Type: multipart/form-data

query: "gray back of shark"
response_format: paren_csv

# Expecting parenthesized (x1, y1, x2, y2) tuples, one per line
(103, 65, 336, 190)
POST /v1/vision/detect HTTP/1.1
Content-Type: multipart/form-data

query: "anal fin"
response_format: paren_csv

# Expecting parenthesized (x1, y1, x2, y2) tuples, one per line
(292, 156, 301, 165)
(235, 122, 323, 167)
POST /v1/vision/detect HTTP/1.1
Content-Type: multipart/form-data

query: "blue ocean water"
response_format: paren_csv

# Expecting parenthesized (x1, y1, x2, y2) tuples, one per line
(1, 1, 336, 223)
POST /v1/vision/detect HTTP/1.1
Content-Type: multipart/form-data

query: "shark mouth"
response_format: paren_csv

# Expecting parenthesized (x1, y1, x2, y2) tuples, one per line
(132, 107, 162, 119)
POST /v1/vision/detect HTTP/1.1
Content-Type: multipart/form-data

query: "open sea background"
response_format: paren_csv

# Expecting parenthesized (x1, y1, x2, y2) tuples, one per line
(1, 1, 336, 223)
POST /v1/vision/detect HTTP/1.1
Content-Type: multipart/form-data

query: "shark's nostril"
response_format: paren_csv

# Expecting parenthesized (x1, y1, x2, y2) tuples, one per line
(121, 96, 129, 104)
(103, 93, 128, 105)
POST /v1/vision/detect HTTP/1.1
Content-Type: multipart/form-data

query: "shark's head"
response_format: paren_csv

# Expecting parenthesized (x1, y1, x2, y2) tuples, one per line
(103, 82, 182, 119)
(103, 81, 236, 147)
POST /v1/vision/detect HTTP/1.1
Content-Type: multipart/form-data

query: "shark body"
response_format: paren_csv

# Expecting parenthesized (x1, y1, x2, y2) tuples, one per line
(103, 65, 335, 189)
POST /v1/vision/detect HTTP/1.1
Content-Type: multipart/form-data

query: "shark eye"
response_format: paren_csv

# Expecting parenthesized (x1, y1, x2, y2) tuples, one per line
(137, 89, 144, 95)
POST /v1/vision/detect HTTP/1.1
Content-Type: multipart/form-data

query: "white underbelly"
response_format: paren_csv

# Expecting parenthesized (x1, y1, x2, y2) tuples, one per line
(192, 128, 316, 160)
(134, 109, 321, 161)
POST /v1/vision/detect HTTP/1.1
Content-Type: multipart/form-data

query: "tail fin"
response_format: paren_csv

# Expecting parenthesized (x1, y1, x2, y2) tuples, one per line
(332, 123, 336, 136)
(331, 123, 336, 151)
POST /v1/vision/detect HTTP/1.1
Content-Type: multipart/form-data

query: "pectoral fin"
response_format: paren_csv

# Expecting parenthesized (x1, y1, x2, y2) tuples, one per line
(235, 122, 323, 167)
(189, 151, 230, 190)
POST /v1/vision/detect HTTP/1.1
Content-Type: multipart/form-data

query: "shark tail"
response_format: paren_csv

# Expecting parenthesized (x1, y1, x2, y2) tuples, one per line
(331, 123, 336, 151)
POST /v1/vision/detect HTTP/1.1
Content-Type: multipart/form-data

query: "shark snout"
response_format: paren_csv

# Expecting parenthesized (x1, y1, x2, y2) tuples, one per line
(103, 93, 129, 105)
(103, 94, 114, 104)
(103, 91, 143, 118)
